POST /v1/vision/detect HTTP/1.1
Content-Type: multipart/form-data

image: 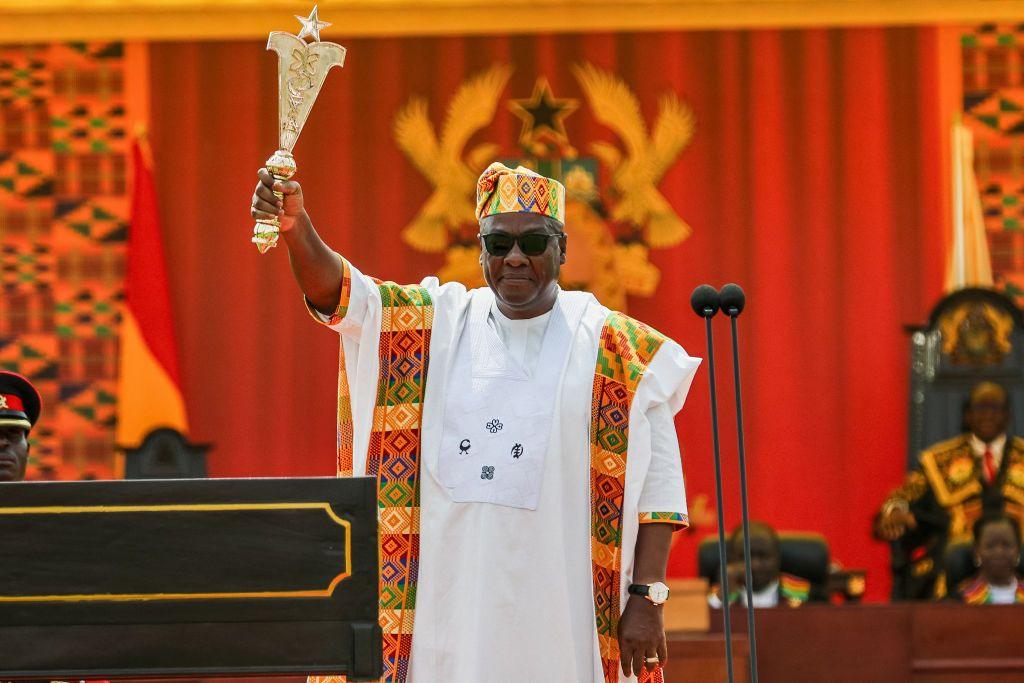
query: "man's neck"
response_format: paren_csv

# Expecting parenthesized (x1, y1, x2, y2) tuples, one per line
(986, 575, 1017, 589)
(970, 432, 1007, 449)
(494, 290, 558, 320)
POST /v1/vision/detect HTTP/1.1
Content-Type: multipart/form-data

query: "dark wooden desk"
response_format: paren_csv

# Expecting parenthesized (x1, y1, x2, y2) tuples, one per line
(118, 603, 1024, 683)
(669, 603, 1024, 683)
(663, 635, 750, 683)
(0, 477, 381, 680)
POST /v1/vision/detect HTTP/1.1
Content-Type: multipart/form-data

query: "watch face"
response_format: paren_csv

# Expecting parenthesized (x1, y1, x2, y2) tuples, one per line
(648, 582, 670, 604)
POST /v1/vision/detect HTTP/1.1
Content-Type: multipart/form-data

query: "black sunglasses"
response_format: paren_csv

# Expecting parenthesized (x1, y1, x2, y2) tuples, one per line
(479, 231, 564, 257)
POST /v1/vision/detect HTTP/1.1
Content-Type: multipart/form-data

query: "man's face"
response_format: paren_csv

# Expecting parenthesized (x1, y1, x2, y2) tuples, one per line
(733, 532, 781, 592)
(965, 384, 1009, 443)
(976, 521, 1020, 584)
(748, 534, 782, 591)
(0, 425, 29, 482)
(479, 213, 565, 317)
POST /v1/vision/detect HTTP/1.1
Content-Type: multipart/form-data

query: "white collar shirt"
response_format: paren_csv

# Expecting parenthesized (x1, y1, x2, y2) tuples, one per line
(969, 432, 1007, 470)
(486, 300, 552, 377)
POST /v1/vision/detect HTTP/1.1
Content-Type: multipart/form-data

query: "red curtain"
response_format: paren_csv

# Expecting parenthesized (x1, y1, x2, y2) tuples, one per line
(149, 27, 946, 601)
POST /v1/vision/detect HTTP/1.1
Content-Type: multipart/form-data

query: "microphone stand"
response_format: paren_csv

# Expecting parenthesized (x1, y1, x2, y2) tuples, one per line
(691, 285, 734, 683)
(721, 283, 757, 683)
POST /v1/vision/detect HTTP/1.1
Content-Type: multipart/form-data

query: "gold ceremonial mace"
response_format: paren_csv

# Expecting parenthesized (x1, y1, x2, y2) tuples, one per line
(253, 5, 346, 253)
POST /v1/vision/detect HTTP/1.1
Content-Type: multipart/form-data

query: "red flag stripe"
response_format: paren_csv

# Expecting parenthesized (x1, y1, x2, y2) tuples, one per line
(126, 140, 182, 388)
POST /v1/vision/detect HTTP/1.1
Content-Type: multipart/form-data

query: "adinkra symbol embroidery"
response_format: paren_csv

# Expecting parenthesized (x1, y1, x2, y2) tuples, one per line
(283, 46, 320, 135)
(485, 418, 503, 433)
(481, 465, 495, 480)
(459, 439, 471, 455)
(511, 443, 523, 459)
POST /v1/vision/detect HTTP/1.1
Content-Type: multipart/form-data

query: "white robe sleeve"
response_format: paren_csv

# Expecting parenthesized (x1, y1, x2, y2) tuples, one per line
(636, 401, 689, 527)
(634, 339, 700, 528)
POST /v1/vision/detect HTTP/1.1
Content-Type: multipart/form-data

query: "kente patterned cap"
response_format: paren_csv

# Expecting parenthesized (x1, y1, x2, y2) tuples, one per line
(0, 371, 41, 431)
(475, 162, 566, 224)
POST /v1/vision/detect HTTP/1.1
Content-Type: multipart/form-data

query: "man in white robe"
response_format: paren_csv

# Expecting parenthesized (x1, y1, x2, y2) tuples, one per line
(251, 162, 700, 683)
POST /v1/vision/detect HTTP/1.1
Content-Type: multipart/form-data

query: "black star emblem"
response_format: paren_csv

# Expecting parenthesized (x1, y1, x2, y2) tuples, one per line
(509, 77, 578, 148)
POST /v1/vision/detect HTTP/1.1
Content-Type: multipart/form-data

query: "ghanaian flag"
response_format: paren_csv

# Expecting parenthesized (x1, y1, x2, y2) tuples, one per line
(115, 139, 188, 455)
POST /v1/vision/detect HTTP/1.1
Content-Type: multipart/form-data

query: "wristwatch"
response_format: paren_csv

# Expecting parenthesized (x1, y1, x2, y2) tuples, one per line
(628, 581, 670, 605)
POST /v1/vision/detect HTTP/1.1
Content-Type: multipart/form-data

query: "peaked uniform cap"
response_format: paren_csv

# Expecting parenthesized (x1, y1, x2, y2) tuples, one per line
(0, 371, 41, 431)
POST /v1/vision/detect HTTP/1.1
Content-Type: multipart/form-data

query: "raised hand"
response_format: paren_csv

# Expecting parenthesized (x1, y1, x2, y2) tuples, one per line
(251, 167, 304, 232)
(877, 508, 917, 541)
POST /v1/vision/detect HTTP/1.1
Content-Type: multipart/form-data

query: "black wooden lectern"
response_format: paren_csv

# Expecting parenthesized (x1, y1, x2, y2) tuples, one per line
(0, 477, 381, 680)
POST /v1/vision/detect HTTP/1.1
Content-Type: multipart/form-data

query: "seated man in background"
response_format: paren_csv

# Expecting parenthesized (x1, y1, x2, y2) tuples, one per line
(708, 521, 809, 608)
(876, 381, 1024, 599)
(953, 513, 1023, 605)
(0, 371, 41, 483)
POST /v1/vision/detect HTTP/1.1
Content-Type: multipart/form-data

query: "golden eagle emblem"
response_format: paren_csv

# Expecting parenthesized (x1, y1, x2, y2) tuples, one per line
(938, 301, 1014, 366)
(393, 62, 695, 310)
(393, 64, 512, 253)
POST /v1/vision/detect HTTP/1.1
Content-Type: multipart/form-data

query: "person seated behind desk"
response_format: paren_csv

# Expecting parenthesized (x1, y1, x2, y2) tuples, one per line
(708, 521, 810, 609)
(875, 381, 1024, 599)
(953, 513, 1024, 605)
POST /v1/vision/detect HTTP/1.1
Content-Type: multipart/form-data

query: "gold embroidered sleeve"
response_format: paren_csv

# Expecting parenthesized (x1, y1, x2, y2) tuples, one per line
(883, 469, 928, 511)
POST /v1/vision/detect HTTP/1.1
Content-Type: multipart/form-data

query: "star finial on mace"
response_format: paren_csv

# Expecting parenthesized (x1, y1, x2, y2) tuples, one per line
(295, 5, 331, 42)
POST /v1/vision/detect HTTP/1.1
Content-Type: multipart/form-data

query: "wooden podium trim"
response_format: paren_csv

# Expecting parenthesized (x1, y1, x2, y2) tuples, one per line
(0, 501, 352, 603)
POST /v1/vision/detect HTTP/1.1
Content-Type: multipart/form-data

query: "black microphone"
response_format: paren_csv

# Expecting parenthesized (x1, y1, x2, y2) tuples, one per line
(719, 283, 757, 683)
(690, 284, 721, 318)
(719, 283, 745, 317)
(690, 284, 734, 683)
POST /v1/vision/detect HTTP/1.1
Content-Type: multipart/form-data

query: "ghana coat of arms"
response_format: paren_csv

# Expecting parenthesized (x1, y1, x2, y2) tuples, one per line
(392, 63, 695, 311)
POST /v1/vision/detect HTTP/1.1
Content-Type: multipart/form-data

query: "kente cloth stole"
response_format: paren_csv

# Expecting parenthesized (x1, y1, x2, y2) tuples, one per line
(591, 311, 668, 683)
(311, 275, 432, 683)
(962, 578, 1024, 605)
(367, 281, 433, 682)
(333, 260, 355, 478)
(961, 580, 989, 605)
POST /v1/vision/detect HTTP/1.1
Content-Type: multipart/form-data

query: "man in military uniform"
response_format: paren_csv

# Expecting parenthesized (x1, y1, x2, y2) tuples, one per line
(876, 381, 1024, 598)
(0, 371, 41, 483)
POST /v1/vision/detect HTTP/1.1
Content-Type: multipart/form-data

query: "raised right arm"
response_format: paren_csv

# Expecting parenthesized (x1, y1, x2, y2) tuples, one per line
(251, 167, 345, 315)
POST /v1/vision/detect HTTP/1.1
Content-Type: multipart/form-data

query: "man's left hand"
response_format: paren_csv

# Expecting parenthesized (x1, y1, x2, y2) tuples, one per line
(618, 594, 667, 678)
